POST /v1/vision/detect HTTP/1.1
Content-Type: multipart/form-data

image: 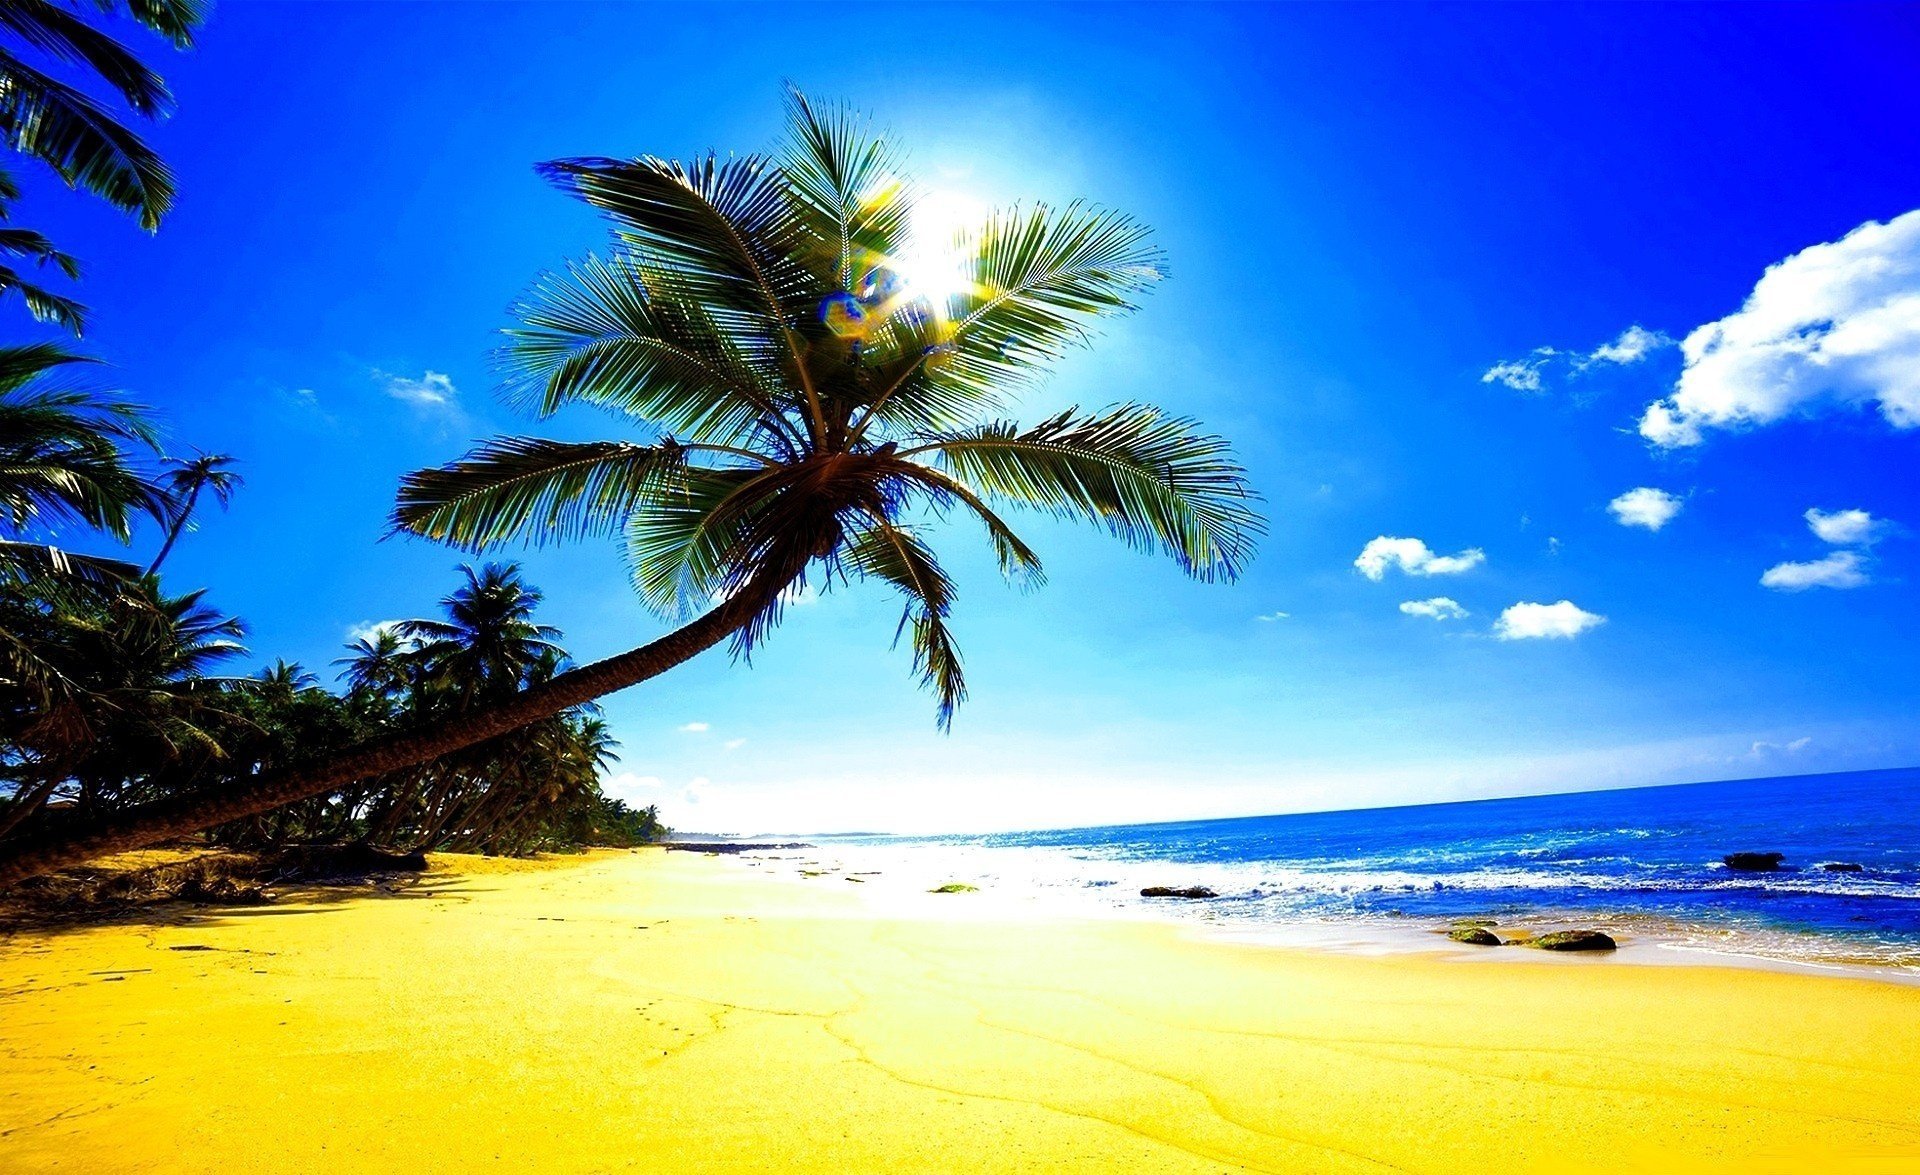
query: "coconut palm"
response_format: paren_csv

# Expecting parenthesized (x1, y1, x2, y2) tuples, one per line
(144, 450, 239, 574)
(0, 92, 1263, 885)
(0, 0, 207, 330)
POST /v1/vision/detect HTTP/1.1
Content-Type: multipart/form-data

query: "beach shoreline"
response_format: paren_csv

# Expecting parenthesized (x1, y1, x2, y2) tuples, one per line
(5, 846, 1920, 1172)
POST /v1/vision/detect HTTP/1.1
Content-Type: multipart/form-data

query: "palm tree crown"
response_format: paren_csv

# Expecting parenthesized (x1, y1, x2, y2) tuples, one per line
(395, 91, 1263, 726)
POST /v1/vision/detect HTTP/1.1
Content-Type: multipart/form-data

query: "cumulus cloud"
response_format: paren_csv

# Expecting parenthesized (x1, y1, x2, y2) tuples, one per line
(1749, 736, 1812, 759)
(1804, 507, 1883, 546)
(1494, 600, 1605, 640)
(1607, 487, 1684, 531)
(1640, 209, 1920, 446)
(1760, 550, 1868, 591)
(1400, 597, 1467, 620)
(380, 369, 458, 408)
(600, 771, 665, 802)
(677, 721, 710, 733)
(1354, 537, 1486, 581)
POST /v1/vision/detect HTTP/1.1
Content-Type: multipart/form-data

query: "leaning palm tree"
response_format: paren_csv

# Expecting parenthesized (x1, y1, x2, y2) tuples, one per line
(144, 449, 240, 574)
(0, 92, 1263, 885)
(0, 0, 207, 330)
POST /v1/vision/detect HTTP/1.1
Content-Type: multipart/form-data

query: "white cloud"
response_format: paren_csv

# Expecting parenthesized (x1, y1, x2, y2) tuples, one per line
(1804, 507, 1883, 546)
(1608, 487, 1684, 531)
(1255, 611, 1290, 622)
(344, 619, 405, 645)
(682, 776, 710, 804)
(380, 369, 458, 408)
(724, 738, 747, 751)
(1481, 349, 1556, 393)
(1585, 325, 1671, 367)
(1749, 736, 1813, 759)
(1494, 600, 1606, 640)
(678, 721, 710, 733)
(1400, 597, 1467, 620)
(1640, 208, 1920, 446)
(1760, 550, 1868, 591)
(1355, 537, 1486, 581)
(601, 771, 665, 802)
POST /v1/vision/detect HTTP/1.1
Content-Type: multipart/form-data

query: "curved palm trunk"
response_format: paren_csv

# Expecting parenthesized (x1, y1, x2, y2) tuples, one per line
(144, 484, 199, 577)
(0, 580, 782, 888)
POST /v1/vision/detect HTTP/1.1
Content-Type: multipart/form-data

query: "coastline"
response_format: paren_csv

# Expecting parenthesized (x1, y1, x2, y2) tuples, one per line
(5, 847, 1920, 1172)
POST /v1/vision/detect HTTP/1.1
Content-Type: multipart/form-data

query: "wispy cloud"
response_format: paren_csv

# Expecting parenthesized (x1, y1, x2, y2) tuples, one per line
(1482, 326, 1673, 393)
(1355, 537, 1485, 581)
(344, 619, 405, 645)
(1640, 208, 1920, 446)
(1760, 550, 1868, 591)
(378, 368, 459, 409)
(1399, 597, 1467, 620)
(1608, 487, 1684, 532)
(1255, 610, 1290, 622)
(678, 721, 710, 733)
(1481, 350, 1556, 393)
(1494, 600, 1605, 640)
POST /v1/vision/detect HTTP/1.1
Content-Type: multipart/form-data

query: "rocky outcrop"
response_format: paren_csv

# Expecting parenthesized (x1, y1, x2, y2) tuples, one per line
(1822, 862, 1865, 872)
(1447, 926, 1501, 946)
(929, 883, 978, 894)
(1534, 930, 1617, 951)
(1722, 852, 1785, 872)
(1140, 886, 1217, 899)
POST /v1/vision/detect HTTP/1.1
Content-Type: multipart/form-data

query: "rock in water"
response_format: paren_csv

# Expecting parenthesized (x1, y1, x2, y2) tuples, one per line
(1535, 930, 1617, 952)
(1822, 862, 1865, 872)
(1447, 927, 1501, 946)
(1722, 852, 1785, 872)
(1140, 886, 1217, 899)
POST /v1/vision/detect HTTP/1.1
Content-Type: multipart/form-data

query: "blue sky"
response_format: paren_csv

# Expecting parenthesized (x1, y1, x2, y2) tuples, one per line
(26, 3, 1920, 834)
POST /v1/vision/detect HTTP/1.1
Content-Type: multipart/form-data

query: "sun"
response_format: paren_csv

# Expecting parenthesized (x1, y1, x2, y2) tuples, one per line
(892, 188, 990, 312)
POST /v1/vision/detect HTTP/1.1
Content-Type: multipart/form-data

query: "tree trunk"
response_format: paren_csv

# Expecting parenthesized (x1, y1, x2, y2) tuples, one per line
(0, 579, 780, 888)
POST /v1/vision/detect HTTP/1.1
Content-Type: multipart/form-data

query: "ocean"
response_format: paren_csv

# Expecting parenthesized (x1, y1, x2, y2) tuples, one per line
(792, 767, 1920, 971)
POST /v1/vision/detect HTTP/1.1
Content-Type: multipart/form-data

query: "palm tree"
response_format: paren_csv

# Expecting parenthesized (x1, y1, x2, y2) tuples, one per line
(0, 0, 207, 330)
(144, 450, 239, 574)
(0, 92, 1263, 885)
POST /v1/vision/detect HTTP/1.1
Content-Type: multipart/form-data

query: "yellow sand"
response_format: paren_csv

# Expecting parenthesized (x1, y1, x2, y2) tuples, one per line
(4, 850, 1919, 1174)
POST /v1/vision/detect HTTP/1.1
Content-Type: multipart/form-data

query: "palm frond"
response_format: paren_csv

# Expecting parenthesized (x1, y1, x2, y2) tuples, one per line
(391, 436, 693, 552)
(888, 461, 1045, 587)
(500, 254, 798, 449)
(0, 538, 137, 585)
(623, 463, 770, 617)
(0, 225, 79, 275)
(908, 403, 1261, 581)
(0, 259, 84, 331)
(0, 0, 172, 114)
(779, 87, 912, 289)
(0, 49, 173, 228)
(844, 517, 965, 727)
(109, 0, 208, 49)
(939, 203, 1163, 399)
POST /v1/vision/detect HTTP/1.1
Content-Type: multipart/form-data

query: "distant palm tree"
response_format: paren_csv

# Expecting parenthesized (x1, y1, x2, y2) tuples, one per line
(0, 0, 207, 330)
(0, 92, 1264, 884)
(144, 450, 240, 574)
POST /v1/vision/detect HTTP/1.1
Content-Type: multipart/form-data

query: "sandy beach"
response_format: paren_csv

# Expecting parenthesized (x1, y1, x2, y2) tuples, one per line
(4, 848, 1919, 1173)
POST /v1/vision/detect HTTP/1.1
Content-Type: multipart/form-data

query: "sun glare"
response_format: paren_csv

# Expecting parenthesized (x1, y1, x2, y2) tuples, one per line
(893, 188, 990, 312)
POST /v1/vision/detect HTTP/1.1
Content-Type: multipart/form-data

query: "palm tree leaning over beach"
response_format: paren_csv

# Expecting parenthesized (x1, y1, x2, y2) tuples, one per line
(0, 91, 1265, 885)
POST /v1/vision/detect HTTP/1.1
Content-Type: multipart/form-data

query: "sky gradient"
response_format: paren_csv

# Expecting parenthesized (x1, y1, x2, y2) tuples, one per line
(27, 3, 1920, 834)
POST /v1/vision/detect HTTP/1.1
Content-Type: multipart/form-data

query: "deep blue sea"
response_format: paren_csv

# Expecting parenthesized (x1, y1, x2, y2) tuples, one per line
(823, 768, 1920, 969)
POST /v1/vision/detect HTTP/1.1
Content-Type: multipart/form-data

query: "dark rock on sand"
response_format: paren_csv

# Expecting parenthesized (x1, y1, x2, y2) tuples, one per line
(929, 883, 978, 894)
(667, 842, 813, 854)
(1822, 862, 1865, 872)
(1534, 930, 1617, 952)
(275, 843, 428, 880)
(1722, 852, 1785, 872)
(1448, 917, 1498, 928)
(1447, 927, 1501, 946)
(1140, 886, 1217, 899)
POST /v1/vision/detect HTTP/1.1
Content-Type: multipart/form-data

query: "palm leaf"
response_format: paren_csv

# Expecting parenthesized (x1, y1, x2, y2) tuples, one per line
(0, 49, 173, 228)
(391, 436, 692, 552)
(843, 517, 965, 727)
(0, 0, 172, 115)
(0, 225, 79, 275)
(907, 403, 1261, 581)
(0, 259, 83, 331)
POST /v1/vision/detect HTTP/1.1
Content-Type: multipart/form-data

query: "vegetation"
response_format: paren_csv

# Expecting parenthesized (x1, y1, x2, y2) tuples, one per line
(0, 0, 208, 331)
(0, 91, 1260, 886)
